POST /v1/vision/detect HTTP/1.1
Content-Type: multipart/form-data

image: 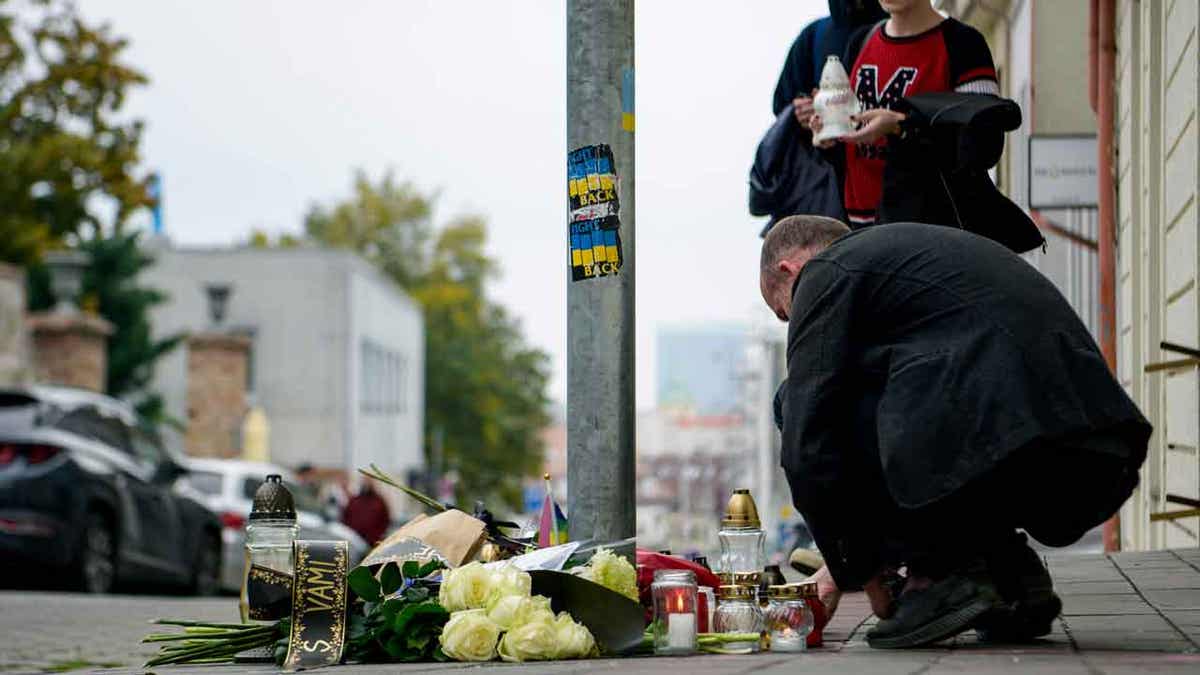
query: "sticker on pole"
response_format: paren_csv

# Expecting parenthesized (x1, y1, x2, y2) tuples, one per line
(568, 144, 622, 281)
(570, 215, 622, 281)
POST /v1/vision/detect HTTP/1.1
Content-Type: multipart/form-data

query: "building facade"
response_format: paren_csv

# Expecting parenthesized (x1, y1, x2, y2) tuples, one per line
(143, 244, 425, 491)
(656, 324, 752, 415)
(944, 0, 1199, 550)
(1111, 0, 1198, 550)
(945, 0, 1102, 338)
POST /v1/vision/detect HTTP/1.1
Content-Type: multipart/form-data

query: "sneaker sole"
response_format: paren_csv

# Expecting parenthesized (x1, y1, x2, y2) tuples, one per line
(867, 596, 996, 649)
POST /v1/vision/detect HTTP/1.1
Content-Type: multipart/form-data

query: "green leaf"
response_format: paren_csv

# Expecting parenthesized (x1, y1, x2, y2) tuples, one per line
(383, 636, 406, 658)
(401, 560, 420, 580)
(380, 599, 402, 623)
(380, 563, 403, 596)
(417, 560, 446, 578)
(394, 602, 449, 637)
(405, 633, 430, 652)
(347, 567, 381, 603)
(347, 614, 368, 641)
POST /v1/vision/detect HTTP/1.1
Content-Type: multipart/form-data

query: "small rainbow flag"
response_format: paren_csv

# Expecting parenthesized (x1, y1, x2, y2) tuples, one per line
(537, 473, 568, 548)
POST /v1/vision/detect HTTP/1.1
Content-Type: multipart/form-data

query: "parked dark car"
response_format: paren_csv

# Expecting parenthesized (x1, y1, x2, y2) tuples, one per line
(0, 385, 222, 594)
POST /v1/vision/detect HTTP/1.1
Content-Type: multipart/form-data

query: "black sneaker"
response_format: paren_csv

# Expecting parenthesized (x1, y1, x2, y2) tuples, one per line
(866, 572, 1001, 649)
(975, 533, 1062, 642)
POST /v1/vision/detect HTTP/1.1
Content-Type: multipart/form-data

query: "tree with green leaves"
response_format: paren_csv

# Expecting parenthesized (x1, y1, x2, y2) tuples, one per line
(0, 0, 151, 263)
(304, 171, 551, 509)
(5, 0, 178, 429)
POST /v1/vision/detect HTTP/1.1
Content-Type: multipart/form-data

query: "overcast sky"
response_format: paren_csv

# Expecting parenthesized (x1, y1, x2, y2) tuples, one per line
(81, 0, 825, 408)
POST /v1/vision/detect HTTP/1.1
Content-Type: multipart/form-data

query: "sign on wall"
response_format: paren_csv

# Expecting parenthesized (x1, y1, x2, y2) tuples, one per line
(1028, 135, 1099, 209)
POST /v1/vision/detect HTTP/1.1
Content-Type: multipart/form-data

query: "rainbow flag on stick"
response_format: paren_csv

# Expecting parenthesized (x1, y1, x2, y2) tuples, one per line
(538, 473, 568, 548)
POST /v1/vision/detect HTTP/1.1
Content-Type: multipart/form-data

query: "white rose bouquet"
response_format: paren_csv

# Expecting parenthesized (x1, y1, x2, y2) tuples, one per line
(438, 563, 596, 662)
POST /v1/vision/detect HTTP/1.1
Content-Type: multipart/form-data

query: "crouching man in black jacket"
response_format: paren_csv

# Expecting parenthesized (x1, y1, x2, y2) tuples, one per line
(760, 215, 1149, 649)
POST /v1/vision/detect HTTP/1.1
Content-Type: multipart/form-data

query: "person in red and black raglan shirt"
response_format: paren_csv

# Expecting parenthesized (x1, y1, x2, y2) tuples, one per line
(816, 0, 999, 227)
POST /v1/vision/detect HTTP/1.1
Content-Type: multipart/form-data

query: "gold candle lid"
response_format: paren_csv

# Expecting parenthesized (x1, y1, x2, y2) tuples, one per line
(717, 584, 756, 601)
(721, 489, 762, 529)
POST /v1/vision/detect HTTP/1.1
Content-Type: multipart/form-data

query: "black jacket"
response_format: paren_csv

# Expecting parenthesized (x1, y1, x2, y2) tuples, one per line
(878, 93, 1044, 253)
(779, 224, 1149, 588)
(750, 103, 845, 234)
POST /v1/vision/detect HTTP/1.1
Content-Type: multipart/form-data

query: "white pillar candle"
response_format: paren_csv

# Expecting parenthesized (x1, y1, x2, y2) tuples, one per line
(667, 613, 696, 650)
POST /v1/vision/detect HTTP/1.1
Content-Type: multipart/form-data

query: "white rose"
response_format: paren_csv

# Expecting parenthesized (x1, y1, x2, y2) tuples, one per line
(497, 618, 557, 662)
(438, 562, 493, 611)
(553, 612, 596, 659)
(489, 564, 532, 600)
(584, 548, 639, 601)
(485, 594, 524, 631)
(438, 609, 501, 662)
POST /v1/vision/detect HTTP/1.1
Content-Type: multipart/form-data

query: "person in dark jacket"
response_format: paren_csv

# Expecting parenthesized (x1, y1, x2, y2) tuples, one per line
(773, 0, 887, 118)
(760, 216, 1149, 649)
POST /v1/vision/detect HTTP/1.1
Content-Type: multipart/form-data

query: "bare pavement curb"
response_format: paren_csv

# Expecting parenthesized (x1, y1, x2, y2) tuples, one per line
(1, 549, 1198, 674)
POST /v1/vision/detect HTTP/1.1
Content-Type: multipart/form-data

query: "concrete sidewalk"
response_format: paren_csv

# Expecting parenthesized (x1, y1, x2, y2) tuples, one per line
(2, 549, 1199, 674)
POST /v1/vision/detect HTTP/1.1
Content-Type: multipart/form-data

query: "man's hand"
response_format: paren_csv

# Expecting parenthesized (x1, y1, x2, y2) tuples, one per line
(810, 565, 842, 618)
(864, 572, 896, 619)
(840, 108, 907, 145)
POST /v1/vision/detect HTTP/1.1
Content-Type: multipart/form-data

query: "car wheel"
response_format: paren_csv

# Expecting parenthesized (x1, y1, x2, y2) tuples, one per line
(190, 534, 221, 596)
(75, 513, 116, 594)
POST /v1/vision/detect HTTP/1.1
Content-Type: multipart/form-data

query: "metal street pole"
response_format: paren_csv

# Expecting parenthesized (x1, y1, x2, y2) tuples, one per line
(566, 0, 635, 545)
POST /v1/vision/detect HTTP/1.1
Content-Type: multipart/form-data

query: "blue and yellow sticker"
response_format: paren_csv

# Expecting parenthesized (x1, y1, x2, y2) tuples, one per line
(569, 216, 621, 281)
(568, 144, 618, 214)
(568, 144, 622, 282)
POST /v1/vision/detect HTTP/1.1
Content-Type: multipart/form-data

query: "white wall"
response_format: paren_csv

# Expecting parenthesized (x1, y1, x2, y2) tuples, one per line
(347, 262, 425, 484)
(146, 247, 349, 468)
(145, 247, 424, 484)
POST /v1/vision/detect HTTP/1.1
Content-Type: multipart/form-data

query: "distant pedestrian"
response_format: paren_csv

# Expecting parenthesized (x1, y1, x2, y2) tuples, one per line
(342, 479, 391, 546)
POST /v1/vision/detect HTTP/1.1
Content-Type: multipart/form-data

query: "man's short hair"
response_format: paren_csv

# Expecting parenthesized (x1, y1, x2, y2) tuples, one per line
(760, 215, 850, 278)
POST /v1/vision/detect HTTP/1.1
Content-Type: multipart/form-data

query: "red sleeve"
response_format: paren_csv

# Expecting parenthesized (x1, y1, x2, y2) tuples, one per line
(943, 19, 998, 88)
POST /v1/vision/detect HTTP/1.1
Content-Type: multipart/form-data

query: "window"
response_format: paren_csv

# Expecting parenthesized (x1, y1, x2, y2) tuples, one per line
(359, 338, 407, 415)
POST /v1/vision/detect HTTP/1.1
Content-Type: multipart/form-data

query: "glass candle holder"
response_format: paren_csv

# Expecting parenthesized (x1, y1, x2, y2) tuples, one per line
(714, 584, 765, 652)
(718, 490, 766, 588)
(652, 569, 698, 655)
(764, 585, 814, 652)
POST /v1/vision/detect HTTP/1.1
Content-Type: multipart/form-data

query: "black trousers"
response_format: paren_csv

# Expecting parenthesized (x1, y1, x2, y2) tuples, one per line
(843, 391, 1143, 578)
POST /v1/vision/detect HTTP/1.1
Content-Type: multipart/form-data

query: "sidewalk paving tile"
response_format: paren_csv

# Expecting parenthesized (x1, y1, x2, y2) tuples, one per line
(1060, 593, 1160, 615)
(1057, 580, 1136, 595)
(1144, 589, 1200, 611)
